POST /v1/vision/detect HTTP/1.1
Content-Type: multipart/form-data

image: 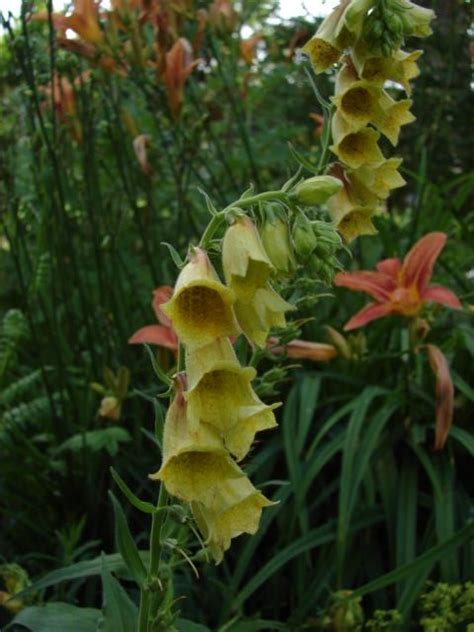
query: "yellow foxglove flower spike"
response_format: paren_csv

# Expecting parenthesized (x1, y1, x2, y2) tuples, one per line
(222, 215, 274, 302)
(331, 111, 385, 169)
(161, 247, 240, 350)
(191, 476, 275, 564)
(185, 338, 278, 460)
(234, 284, 295, 348)
(372, 92, 415, 146)
(150, 382, 244, 504)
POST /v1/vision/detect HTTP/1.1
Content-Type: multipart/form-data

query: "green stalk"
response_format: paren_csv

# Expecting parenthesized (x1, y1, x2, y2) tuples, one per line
(137, 484, 169, 632)
(199, 190, 289, 249)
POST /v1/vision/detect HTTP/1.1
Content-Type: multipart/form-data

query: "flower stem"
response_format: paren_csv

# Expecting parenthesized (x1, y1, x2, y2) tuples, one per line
(137, 483, 169, 632)
(199, 190, 289, 249)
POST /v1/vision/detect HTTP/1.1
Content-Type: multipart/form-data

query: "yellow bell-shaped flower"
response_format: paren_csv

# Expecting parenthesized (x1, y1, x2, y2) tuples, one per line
(222, 215, 274, 302)
(350, 157, 406, 200)
(161, 247, 240, 350)
(327, 182, 379, 243)
(372, 92, 415, 146)
(360, 50, 422, 95)
(185, 338, 278, 460)
(302, 0, 373, 74)
(192, 476, 274, 563)
(234, 284, 295, 348)
(332, 64, 383, 130)
(150, 384, 244, 504)
(331, 111, 384, 169)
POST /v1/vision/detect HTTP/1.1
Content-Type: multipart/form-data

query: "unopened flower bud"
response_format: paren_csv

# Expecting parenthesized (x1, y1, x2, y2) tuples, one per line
(292, 213, 318, 259)
(260, 207, 295, 275)
(290, 175, 342, 206)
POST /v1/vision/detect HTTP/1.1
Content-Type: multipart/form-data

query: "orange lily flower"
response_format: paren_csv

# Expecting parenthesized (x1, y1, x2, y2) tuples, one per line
(32, 0, 103, 44)
(267, 337, 337, 362)
(240, 33, 262, 65)
(424, 344, 454, 451)
(162, 38, 201, 117)
(129, 286, 178, 352)
(335, 232, 461, 330)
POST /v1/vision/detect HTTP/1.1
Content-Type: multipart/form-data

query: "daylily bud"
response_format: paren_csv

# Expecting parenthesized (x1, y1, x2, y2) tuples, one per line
(185, 338, 278, 460)
(325, 325, 351, 359)
(292, 213, 318, 259)
(162, 247, 240, 350)
(150, 385, 244, 504)
(290, 176, 343, 206)
(260, 206, 295, 275)
(191, 476, 274, 563)
(98, 395, 121, 421)
(222, 215, 274, 301)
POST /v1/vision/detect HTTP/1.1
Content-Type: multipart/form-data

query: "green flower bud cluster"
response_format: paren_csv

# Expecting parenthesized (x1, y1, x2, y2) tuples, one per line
(363, 0, 427, 57)
(293, 218, 343, 285)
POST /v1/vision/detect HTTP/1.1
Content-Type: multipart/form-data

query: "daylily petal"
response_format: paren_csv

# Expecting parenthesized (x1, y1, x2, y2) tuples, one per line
(376, 257, 402, 278)
(128, 324, 178, 351)
(344, 302, 392, 330)
(422, 286, 462, 310)
(401, 232, 447, 293)
(267, 337, 337, 361)
(334, 270, 396, 301)
(152, 286, 174, 326)
(425, 344, 454, 451)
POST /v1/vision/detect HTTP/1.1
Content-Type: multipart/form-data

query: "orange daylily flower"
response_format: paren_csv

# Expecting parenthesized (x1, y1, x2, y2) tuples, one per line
(267, 337, 337, 362)
(40, 71, 91, 140)
(335, 232, 461, 330)
(162, 38, 201, 117)
(132, 134, 153, 175)
(240, 33, 262, 65)
(32, 0, 103, 44)
(129, 286, 178, 353)
(424, 344, 454, 451)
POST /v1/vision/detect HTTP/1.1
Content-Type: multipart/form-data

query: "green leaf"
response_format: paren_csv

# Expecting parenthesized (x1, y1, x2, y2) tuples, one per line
(110, 467, 156, 514)
(16, 552, 149, 596)
(287, 143, 319, 174)
(395, 456, 418, 600)
(351, 522, 474, 601)
(7, 603, 101, 632)
(160, 242, 184, 268)
(336, 387, 386, 581)
(55, 428, 131, 457)
(175, 620, 211, 632)
(109, 491, 147, 586)
(233, 510, 382, 609)
(100, 553, 138, 632)
(450, 426, 474, 455)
